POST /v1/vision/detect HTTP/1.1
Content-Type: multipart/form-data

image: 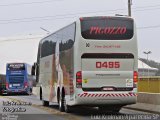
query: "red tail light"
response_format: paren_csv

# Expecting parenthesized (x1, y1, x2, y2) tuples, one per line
(76, 71, 82, 88)
(24, 82, 28, 88)
(133, 71, 138, 83)
(6, 82, 9, 88)
(79, 17, 83, 21)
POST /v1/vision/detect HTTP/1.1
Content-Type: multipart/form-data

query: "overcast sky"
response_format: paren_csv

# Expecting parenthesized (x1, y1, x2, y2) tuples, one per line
(0, 0, 160, 74)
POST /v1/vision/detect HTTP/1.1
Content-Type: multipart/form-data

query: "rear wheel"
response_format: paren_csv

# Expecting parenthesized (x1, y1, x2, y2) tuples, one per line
(30, 88, 32, 93)
(40, 87, 42, 100)
(28, 88, 32, 95)
(64, 98, 71, 113)
(59, 92, 65, 112)
(42, 100, 49, 106)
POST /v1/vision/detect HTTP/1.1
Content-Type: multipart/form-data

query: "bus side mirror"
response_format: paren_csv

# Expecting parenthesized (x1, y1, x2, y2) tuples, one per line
(31, 62, 36, 75)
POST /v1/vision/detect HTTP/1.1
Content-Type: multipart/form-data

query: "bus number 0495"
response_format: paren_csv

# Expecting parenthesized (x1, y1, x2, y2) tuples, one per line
(96, 62, 120, 68)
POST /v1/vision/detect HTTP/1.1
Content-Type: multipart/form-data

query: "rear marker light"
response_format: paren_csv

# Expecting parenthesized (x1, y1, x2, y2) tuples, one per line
(24, 82, 28, 88)
(76, 71, 82, 88)
(133, 71, 138, 83)
(79, 18, 83, 21)
(6, 82, 9, 89)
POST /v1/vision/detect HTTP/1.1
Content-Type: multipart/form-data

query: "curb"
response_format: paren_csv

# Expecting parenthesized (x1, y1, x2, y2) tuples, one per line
(123, 106, 160, 114)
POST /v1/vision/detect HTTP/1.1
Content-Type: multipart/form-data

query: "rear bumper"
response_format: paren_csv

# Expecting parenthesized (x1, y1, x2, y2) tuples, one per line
(6, 88, 27, 94)
(74, 92, 137, 106)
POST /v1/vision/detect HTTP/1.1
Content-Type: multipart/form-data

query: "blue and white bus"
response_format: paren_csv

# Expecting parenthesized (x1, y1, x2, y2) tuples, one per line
(6, 63, 35, 94)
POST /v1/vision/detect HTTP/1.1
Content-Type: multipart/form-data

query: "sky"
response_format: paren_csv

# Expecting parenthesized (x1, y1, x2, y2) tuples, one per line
(0, 0, 160, 74)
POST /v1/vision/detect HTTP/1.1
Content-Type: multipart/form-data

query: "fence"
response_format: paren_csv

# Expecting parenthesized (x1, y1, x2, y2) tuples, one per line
(138, 77, 160, 93)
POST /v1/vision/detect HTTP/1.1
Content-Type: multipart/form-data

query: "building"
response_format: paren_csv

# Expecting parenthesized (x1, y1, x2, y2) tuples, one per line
(138, 59, 158, 77)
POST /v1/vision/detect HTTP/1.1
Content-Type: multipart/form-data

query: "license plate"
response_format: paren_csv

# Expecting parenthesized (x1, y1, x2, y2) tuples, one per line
(102, 87, 114, 91)
(13, 84, 20, 86)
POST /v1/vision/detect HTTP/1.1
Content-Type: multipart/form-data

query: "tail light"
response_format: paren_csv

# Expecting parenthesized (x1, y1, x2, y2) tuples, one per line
(6, 82, 9, 89)
(79, 17, 83, 21)
(76, 71, 82, 88)
(24, 82, 28, 88)
(133, 71, 138, 83)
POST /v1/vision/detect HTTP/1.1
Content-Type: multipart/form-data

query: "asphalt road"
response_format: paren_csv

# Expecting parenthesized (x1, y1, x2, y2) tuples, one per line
(0, 95, 159, 120)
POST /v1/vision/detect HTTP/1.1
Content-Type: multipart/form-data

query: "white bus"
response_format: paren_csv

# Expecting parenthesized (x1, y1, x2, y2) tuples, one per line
(32, 16, 138, 112)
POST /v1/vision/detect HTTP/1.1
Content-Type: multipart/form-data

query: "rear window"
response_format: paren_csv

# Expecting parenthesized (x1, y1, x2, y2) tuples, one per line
(81, 17, 134, 40)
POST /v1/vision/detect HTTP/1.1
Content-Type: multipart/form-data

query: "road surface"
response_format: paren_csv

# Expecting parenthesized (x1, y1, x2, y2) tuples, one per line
(0, 95, 159, 120)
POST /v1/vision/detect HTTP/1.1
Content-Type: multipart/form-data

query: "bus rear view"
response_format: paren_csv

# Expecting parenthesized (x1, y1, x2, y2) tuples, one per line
(75, 16, 138, 112)
(35, 16, 138, 113)
(6, 63, 31, 94)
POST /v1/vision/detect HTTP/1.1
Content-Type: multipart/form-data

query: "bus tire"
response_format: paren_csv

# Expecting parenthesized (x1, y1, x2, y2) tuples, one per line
(42, 100, 49, 106)
(64, 98, 71, 113)
(57, 88, 60, 104)
(40, 87, 42, 100)
(30, 88, 32, 93)
(59, 90, 65, 112)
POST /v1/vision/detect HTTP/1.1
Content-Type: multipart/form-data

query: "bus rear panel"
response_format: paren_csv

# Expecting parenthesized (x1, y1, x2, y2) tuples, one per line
(6, 63, 34, 94)
(73, 16, 138, 107)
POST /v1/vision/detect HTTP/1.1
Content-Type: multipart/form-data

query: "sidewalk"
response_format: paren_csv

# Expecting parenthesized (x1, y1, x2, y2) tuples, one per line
(124, 102, 160, 114)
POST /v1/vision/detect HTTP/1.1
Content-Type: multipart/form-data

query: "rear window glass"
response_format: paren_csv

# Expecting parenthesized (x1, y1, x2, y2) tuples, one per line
(81, 17, 134, 40)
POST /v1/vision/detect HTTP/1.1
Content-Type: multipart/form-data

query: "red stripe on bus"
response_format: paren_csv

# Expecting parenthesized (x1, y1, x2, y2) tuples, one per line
(111, 94, 115, 97)
(102, 94, 106, 97)
(115, 94, 119, 97)
(129, 93, 133, 96)
(95, 94, 98, 97)
(87, 94, 91, 97)
(98, 94, 102, 97)
(105, 94, 109, 97)
(78, 93, 137, 97)
(104, 94, 108, 97)
(91, 94, 95, 97)
(133, 93, 137, 96)
(80, 94, 84, 97)
(83, 93, 88, 97)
